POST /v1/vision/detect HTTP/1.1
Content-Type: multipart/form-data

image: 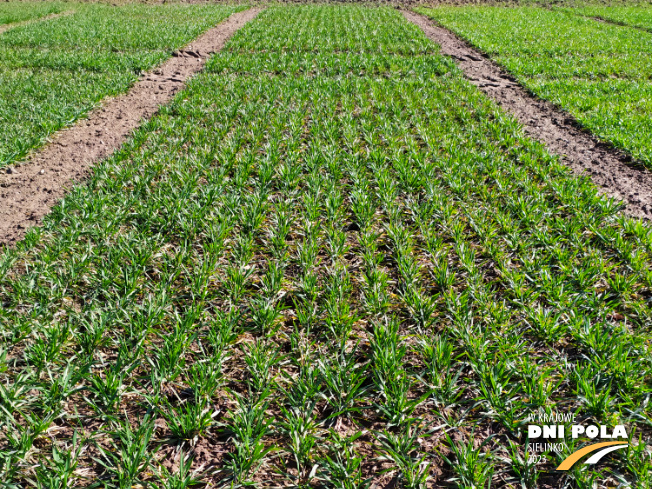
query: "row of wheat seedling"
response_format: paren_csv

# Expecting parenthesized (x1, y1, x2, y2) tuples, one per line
(1, 5, 650, 488)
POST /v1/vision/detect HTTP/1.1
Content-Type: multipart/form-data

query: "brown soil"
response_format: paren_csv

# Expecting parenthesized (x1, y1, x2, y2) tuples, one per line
(403, 10, 652, 219)
(0, 7, 261, 247)
(0, 10, 73, 35)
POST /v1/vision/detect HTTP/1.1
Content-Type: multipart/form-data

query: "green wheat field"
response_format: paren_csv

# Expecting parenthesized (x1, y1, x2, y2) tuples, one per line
(0, 2, 650, 488)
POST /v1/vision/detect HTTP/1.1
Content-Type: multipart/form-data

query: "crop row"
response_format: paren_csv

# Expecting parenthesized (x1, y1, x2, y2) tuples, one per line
(0, 3, 244, 168)
(0, 5, 650, 488)
(564, 5, 652, 31)
(0, 1, 64, 27)
(417, 6, 652, 168)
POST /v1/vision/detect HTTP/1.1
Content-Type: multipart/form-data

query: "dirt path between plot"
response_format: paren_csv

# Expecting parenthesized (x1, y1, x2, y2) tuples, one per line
(0, 10, 73, 35)
(0, 7, 261, 247)
(589, 15, 652, 34)
(403, 10, 652, 220)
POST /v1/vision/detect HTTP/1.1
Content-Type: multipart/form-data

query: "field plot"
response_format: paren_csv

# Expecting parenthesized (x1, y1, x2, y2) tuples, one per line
(417, 6, 652, 168)
(1, 4, 652, 489)
(564, 5, 652, 31)
(0, 3, 243, 168)
(0, 1, 64, 27)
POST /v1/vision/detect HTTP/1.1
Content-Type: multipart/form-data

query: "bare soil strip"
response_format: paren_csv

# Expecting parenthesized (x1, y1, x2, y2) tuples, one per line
(0, 7, 261, 247)
(0, 10, 73, 35)
(403, 10, 652, 220)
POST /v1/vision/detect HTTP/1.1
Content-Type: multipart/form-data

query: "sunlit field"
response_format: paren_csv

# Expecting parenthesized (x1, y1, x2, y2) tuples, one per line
(1, 3, 650, 488)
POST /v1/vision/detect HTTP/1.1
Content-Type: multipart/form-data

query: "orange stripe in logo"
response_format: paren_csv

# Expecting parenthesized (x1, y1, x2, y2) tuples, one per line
(556, 442, 628, 471)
